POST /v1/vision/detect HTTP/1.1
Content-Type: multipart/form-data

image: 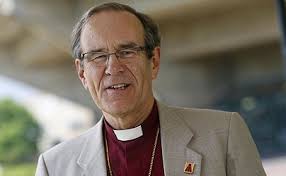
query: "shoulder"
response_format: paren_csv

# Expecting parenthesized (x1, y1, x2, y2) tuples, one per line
(41, 122, 100, 165)
(158, 102, 241, 136)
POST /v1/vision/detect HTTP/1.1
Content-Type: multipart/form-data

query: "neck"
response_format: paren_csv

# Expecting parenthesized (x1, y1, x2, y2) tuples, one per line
(103, 98, 155, 130)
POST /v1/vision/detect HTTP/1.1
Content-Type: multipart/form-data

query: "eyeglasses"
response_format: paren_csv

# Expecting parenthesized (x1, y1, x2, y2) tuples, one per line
(81, 46, 145, 66)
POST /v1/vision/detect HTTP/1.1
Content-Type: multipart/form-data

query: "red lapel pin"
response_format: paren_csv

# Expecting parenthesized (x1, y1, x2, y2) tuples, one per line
(184, 161, 195, 174)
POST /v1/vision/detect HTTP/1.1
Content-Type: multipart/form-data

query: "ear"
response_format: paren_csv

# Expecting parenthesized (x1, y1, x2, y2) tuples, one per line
(151, 47, 160, 80)
(75, 59, 88, 90)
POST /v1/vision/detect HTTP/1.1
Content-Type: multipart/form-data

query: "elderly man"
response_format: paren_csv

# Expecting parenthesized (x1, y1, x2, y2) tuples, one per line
(35, 2, 266, 176)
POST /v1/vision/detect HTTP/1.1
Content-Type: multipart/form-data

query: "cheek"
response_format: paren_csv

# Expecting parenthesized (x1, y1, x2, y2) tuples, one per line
(85, 65, 104, 92)
(127, 64, 143, 84)
(127, 62, 152, 88)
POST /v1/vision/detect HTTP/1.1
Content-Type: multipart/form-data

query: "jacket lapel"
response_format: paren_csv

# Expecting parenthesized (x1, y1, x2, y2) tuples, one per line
(158, 102, 202, 176)
(77, 117, 107, 176)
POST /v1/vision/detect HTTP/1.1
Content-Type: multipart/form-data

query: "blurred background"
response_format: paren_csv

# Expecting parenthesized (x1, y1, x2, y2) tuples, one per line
(0, 0, 285, 175)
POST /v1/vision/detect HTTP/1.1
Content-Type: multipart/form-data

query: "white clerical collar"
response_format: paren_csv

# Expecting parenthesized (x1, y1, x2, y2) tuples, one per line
(113, 125, 143, 141)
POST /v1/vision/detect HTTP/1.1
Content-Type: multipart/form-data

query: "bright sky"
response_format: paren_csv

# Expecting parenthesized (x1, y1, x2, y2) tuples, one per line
(0, 0, 15, 16)
(0, 75, 39, 102)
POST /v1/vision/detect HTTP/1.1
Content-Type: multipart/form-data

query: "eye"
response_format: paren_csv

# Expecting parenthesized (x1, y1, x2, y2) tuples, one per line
(118, 49, 137, 58)
(90, 53, 108, 62)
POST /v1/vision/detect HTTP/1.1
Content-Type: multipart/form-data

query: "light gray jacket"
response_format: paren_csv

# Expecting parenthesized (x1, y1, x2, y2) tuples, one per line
(35, 102, 266, 176)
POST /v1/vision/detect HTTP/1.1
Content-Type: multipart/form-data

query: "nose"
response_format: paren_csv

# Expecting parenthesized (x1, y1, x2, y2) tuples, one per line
(104, 53, 124, 75)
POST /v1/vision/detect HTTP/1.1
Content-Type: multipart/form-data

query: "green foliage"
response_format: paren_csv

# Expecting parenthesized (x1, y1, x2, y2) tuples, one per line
(0, 99, 41, 164)
(2, 163, 36, 176)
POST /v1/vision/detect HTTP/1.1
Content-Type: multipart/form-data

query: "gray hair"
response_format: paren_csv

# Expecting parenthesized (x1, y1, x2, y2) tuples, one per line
(71, 2, 161, 60)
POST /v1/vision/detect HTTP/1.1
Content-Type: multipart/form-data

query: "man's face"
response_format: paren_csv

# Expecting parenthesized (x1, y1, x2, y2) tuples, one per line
(75, 11, 160, 117)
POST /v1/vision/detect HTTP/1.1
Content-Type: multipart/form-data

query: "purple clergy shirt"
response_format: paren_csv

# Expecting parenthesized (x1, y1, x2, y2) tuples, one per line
(104, 101, 164, 176)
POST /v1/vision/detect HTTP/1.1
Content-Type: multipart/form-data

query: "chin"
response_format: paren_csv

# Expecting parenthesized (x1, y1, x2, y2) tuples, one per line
(102, 100, 135, 116)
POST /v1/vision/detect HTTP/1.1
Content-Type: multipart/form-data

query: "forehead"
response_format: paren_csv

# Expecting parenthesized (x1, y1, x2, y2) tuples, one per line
(81, 11, 145, 52)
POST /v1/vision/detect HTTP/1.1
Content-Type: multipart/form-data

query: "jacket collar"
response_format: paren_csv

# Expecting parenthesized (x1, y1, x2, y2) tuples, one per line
(77, 101, 202, 176)
(157, 102, 202, 176)
(77, 117, 107, 175)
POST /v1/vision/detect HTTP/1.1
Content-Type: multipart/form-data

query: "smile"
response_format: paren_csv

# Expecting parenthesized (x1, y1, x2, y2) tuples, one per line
(107, 83, 130, 90)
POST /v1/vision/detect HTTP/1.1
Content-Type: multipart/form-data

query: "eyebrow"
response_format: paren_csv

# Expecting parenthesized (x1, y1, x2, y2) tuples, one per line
(85, 48, 106, 53)
(84, 42, 142, 54)
(116, 42, 141, 49)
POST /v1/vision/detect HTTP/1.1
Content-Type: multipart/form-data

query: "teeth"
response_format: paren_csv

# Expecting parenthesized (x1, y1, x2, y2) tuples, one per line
(111, 84, 127, 89)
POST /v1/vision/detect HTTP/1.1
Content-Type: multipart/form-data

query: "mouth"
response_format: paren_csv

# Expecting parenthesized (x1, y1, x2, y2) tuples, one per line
(106, 83, 130, 90)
